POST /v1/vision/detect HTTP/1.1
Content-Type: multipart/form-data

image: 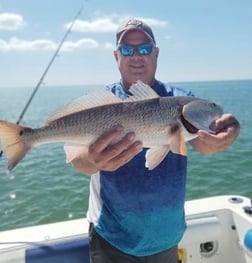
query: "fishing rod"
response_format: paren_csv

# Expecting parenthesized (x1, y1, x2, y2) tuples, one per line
(0, 3, 86, 158)
(16, 4, 84, 125)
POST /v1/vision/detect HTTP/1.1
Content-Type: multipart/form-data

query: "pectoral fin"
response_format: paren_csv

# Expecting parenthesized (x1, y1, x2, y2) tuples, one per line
(145, 130, 187, 170)
(170, 130, 187, 156)
(145, 146, 171, 170)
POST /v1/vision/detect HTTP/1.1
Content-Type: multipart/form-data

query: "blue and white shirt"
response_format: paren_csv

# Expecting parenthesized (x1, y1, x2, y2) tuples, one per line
(87, 79, 193, 256)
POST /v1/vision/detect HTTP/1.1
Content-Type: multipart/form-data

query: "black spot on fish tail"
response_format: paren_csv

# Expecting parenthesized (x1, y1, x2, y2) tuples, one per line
(20, 127, 33, 137)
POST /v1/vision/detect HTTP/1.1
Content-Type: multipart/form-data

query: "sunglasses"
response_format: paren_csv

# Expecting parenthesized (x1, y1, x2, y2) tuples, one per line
(118, 43, 155, 56)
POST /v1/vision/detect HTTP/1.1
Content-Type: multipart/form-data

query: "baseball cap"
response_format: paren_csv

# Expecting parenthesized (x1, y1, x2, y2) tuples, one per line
(116, 19, 156, 45)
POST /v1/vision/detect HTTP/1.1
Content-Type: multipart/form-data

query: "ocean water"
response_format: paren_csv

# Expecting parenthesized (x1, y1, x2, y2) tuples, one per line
(0, 79, 251, 231)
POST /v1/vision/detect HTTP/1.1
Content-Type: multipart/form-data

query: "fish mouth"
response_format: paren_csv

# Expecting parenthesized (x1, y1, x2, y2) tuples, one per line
(180, 114, 199, 134)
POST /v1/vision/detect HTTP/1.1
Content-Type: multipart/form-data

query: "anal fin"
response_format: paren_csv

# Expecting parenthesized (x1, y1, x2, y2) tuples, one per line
(64, 143, 87, 163)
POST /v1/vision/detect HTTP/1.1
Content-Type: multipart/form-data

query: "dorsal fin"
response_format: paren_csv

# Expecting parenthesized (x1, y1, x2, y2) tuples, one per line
(125, 80, 160, 102)
(45, 90, 122, 124)
(45, 81, 159, 124)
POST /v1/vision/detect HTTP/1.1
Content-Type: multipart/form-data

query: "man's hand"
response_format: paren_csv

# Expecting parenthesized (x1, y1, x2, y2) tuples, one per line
(190, 113, 240, 154)
(68, 126, 143, 175)
(88, 126, 143, 171)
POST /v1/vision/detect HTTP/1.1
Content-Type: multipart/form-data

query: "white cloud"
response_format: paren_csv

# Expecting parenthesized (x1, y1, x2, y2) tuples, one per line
(0, 37, 56, 51)
(136, 17, 168, 28)
(0, 37, 99, 52)
(0, 12, 25, 31)
(66, 16, 168, 33)
(66, 18, 118, 33)
(61, 38, 99, 51)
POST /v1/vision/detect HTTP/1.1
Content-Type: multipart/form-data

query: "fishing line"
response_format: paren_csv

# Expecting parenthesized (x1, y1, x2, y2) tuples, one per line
(16, 4, 86, 125)
(0, 2, 87, 158)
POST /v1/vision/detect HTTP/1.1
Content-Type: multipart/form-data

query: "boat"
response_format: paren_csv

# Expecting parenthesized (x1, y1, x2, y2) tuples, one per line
(0, 195, 252, 262)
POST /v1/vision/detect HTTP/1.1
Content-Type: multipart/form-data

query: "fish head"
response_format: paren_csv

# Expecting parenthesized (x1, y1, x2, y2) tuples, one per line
(182, 99, 223, 134)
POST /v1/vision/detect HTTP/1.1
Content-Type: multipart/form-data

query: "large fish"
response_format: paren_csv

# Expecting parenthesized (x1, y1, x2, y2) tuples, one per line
(0, 81, 223, 171)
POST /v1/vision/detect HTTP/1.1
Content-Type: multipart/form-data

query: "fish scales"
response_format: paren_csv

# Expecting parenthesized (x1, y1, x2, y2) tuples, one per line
(21, 97, 186, 148)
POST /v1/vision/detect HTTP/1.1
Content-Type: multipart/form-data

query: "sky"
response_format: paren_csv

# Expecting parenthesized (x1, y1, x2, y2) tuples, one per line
(0, 0, 251, 88)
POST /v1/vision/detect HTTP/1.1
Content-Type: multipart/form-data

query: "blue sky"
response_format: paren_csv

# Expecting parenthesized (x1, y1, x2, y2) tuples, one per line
(0, 0, 251, 88)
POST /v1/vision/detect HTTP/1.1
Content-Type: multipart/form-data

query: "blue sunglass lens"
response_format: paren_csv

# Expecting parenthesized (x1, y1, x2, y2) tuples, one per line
(138, 44, 153, 55)
(119, 45, 134, 56)
(119, 44, 153, 56)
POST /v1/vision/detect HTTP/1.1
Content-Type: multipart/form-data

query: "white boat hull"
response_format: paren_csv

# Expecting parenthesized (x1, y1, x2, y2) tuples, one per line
(1, 195, 252, 263)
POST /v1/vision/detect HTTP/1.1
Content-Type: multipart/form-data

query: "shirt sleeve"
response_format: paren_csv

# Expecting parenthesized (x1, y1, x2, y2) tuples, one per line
(171, 86, 194, 97)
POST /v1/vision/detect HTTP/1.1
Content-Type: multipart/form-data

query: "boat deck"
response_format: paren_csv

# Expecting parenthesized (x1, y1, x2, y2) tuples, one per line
(1, 195, 252, 263)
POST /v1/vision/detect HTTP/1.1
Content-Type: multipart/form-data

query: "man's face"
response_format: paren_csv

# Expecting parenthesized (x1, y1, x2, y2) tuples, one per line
(114, 30, 159, 89)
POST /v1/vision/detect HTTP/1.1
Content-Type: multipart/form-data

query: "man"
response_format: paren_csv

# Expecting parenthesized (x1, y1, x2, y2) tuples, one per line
(66, 19, 240, 263)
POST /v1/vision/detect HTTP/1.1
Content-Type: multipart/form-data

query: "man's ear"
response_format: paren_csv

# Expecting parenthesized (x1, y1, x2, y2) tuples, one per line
(155, 47, 159, 58)
(114, 50, 119, 61)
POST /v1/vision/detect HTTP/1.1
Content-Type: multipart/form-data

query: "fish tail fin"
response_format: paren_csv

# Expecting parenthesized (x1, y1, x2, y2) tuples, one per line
(0, 120, 31, 171)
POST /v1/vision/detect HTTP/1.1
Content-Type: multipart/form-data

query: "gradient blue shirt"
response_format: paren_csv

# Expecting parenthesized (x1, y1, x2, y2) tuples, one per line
(87, 79, 193, 256)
